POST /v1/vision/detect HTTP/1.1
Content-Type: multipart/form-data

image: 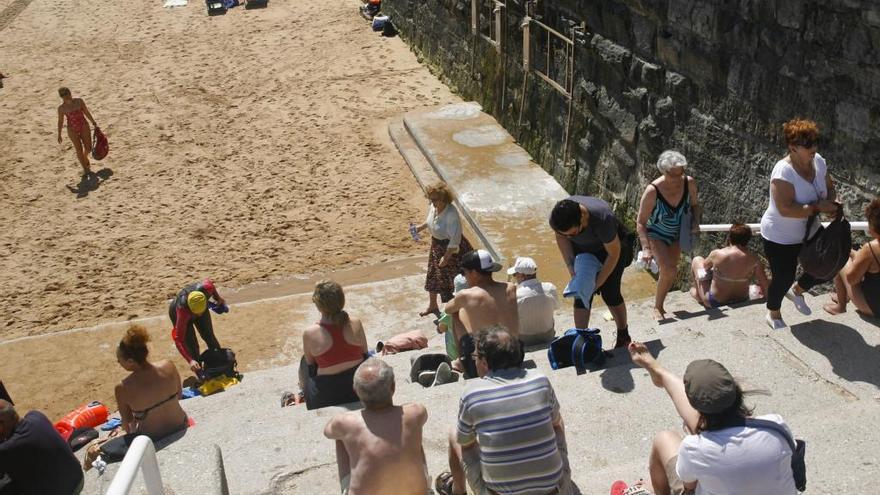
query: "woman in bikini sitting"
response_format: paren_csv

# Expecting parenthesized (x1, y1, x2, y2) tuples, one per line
(56, 87, 98, 176)
(824, 198, 880, 317)
(636, 150, 701, 320)
(100, 325, 188, 462)
(690, 223, 770, 308)
(295, 280, 368, 410)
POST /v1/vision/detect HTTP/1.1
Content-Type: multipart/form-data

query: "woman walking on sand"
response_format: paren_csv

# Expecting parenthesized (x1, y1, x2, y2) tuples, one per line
(56, 87, 98, 176)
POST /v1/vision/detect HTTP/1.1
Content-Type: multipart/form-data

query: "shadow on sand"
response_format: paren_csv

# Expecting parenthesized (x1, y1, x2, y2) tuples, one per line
(790, 319, 880, 390)
(66, 168, 113, 198)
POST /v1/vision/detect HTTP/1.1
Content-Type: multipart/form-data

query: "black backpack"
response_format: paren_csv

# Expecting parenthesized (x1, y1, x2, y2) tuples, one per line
(799, 211, 851, 281)
(547, 328, 605, 373)
(199, 348, 238, 379)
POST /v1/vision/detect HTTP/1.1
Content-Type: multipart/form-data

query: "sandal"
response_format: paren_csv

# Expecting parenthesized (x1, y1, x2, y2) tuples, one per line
(280, 391, 305, 407)
(434, 471, 459, 495)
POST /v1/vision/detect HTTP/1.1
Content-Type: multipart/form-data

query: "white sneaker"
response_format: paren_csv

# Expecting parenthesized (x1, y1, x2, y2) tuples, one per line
(432, 362, 458, 387)
(766, 313, 787, 330)
(785, 289, 812, 315)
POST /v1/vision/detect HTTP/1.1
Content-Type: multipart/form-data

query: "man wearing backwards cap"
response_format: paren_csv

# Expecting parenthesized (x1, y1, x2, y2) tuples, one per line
(169, 279, 227, 375)
(444, 250, 519, 377)
(508, 256, 558, 346)
(626, 342, 798, 495)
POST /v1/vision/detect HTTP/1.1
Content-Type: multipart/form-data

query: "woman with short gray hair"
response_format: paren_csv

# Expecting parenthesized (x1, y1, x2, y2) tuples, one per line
(636, 150, 701, 320)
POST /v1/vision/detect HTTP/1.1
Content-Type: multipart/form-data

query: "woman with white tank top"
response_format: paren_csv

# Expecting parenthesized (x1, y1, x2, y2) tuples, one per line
(759, 119, 840, 329)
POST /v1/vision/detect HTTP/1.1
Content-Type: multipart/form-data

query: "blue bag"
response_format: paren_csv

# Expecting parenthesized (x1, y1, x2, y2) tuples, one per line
(547, 328, 605, 373)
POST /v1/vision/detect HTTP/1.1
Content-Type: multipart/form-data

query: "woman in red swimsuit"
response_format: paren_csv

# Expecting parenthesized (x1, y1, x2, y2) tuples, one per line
(56, 87, 98, 176)
(297, 280, 369, 409)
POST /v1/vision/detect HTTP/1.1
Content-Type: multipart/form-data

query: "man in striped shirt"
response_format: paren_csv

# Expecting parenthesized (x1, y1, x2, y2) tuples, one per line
(436, 326, 571, 495)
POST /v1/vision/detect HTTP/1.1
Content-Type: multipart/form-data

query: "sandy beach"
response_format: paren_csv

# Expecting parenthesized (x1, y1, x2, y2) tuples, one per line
(0, 0, 463, 417)
(0, 0, 455, 341)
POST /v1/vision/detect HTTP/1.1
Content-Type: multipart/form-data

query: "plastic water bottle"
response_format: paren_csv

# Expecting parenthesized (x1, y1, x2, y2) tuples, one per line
(409, 222, 421, 241)
(634, 251, 659, 274)
(696, 267, 709, 281)
(749, 284, 762, 300)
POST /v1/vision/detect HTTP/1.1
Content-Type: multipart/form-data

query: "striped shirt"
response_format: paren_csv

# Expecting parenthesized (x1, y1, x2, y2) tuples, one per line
(457, 368, 564, 495)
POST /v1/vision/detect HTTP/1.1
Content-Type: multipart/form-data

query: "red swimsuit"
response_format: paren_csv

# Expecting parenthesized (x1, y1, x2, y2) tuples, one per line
(65, 109, 87, 134)
(313, 322, 365, 369)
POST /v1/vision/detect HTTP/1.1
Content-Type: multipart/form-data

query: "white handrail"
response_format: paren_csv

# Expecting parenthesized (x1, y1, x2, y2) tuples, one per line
(105, 436, 164, 495)
(699, 221, 869, 233)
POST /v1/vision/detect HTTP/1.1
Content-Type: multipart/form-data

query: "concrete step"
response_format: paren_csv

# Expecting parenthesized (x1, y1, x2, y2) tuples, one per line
(89, 289, 879, 494)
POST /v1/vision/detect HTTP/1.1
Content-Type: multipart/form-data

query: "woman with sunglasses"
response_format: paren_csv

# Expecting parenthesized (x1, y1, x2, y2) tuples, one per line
(760, 118, 839, 329)
(412, 182, 474, 317)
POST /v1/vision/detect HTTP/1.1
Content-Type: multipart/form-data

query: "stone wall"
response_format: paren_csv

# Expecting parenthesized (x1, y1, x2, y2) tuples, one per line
(383, 0, 880, 225)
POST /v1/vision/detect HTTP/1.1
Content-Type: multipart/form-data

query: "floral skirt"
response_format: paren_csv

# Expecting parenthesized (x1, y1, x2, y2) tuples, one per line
(425, 236, 474, 301)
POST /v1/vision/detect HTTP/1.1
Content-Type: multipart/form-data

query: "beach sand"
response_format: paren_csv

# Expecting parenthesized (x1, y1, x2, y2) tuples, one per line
(0, 0, 455, 341)
(0, 0, 461, 417)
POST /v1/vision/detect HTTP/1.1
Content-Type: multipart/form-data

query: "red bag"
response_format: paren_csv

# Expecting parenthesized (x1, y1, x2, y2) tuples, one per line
(91, 126, 108, 160)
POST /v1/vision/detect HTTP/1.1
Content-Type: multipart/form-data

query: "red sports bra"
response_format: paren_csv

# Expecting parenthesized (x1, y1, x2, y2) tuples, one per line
(313, 322, 364, 369)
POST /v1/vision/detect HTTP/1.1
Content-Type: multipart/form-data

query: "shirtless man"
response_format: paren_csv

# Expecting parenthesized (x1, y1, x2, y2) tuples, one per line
(323, 358, 429, 495)
(444, 249, 519, 377)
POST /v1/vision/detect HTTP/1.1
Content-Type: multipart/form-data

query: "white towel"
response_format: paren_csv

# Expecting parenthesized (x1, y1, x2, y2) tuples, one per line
(164, 0, 188, 7)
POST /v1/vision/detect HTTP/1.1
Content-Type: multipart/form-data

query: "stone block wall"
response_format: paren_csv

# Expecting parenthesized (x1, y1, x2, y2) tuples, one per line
(383, 0, 880, 225)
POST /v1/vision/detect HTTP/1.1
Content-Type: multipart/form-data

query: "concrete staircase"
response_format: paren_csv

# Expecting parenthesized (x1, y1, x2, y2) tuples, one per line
(82, 104, 880, 494)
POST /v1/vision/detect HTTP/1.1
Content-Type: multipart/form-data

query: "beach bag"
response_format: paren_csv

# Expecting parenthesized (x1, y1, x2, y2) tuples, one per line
(382, 19, 398, 37)
(798, 210, 851, 281)
(198, 348, 238, 379)
(548, 328, 605, 373)
(371, 15, 388, 31)
(206, 0, 226, 15)
(745, 418, 807, 491)
(91, 126, 108, 161)
(679, 208, 693, 252)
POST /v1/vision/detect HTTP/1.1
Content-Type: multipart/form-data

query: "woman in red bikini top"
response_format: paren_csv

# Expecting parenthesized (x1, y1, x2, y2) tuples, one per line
(302, 280, 368, 377)
(56, 87, 98, 177)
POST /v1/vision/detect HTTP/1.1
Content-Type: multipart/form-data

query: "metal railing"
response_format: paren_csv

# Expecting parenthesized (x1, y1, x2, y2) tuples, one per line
(471, 0, 504, 52)
(698, 222, 869, 233)
(106, 436, 164, 495)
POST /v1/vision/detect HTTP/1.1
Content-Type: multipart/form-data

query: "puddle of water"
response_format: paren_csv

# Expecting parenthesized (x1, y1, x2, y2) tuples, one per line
(427, 102, 482, 120)
(452, 124, 509, 147)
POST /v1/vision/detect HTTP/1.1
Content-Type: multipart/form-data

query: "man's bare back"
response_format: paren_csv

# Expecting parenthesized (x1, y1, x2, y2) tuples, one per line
(324, 403, 428, 495)
(452, 280, 520, 337)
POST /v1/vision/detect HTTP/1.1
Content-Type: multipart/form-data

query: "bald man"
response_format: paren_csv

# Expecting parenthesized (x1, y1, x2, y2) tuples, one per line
(323, 358, 430, 495)
(0, 400, 84, 495)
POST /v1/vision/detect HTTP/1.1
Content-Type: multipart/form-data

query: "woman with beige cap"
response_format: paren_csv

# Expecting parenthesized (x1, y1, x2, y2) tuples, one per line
(622, 342, 798, 495)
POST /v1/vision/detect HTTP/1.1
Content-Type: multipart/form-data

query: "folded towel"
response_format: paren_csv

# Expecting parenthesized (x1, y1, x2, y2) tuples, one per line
(563, 252, 603, 310)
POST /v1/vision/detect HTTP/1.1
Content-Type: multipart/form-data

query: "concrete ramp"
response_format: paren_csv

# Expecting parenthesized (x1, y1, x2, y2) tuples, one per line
(392, 103, 655, 300)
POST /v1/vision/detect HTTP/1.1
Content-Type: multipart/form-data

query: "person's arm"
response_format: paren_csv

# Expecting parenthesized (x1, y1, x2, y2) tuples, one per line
(688, 177, 701, 232)
(658, 368, 700, 433)
(554, 232, 576, 276)
(771, 179, 837, 218)
(353, 319, 369, 354)
(80, 99, 97, 126)
(114, 384, 134, 433)
(323, 418, 352, 484)
(171, 308, 199, 372)
(844, 246, 872, 287)
(57, 107, 64, 143)
(753, 255, 771, 296)
(636, 185, 657, 261)
(702, 250, 717, 271)
(303, 329, 317, 366)
(440, 209, 462, 267)
(596, 235, 621, 288)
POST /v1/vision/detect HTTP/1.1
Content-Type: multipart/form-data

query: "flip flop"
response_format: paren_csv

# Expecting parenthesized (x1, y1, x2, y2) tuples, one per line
(434, 471, 459, 495)
(610, 481, 629, 495)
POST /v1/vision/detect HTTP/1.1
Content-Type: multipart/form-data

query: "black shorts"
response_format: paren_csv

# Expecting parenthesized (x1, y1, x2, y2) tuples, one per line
(572, 234, 633, 309)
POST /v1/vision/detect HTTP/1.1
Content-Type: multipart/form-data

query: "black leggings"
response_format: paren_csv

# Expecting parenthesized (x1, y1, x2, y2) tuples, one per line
(168, 304, 221, 359)
(763, 238, 822, 311)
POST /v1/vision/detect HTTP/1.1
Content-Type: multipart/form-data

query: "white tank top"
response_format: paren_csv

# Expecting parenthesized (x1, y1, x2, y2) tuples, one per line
(760, 154, 828, 245)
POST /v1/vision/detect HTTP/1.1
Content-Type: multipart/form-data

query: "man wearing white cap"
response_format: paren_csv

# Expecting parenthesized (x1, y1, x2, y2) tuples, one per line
(508, 257, 559, 346)
(444, 250, 519, 378)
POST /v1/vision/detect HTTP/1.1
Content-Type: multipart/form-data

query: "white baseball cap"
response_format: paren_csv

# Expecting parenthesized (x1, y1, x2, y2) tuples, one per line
(507, 256, 537, 275)
(461, 249, 502, 272)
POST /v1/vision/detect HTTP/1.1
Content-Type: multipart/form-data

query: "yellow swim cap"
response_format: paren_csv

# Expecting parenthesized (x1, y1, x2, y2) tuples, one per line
(187, 291, 207, 315)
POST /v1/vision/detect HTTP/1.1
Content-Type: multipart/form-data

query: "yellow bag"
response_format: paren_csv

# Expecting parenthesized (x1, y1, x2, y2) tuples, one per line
(198, 375, 240, 396)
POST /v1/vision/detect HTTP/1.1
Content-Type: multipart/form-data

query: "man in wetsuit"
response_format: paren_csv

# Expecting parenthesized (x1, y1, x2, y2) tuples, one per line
(169, 279, 227, 375)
